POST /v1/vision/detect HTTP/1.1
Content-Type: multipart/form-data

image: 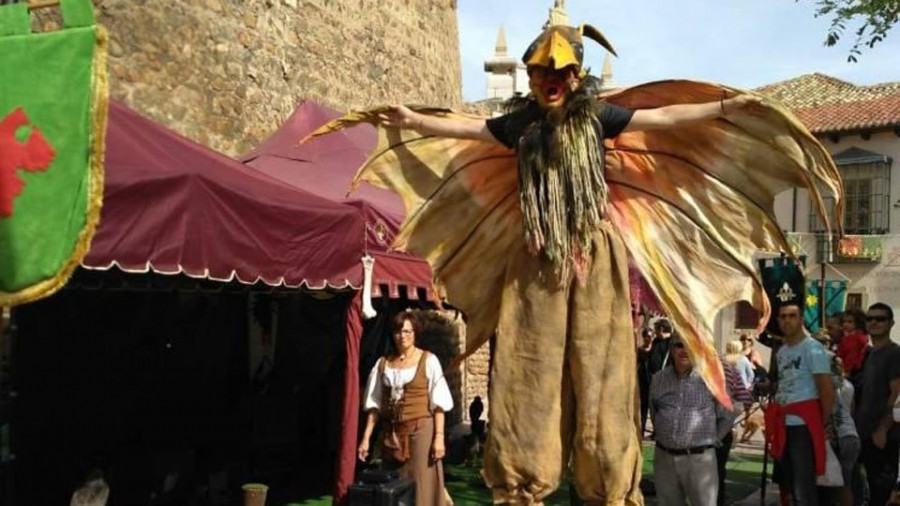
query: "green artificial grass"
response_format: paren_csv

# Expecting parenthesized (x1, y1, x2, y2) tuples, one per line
(279, 444, 767, 506)
(283, 498, 332, 506)
(444, 444, 767, 506)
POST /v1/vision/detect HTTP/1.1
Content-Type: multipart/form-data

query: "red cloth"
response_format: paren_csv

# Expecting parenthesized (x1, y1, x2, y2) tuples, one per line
(86, 101, 434, 296)
(764, 399, 826, 475)
(86, 102, 362, 287)
(837, 331, 869, 374)
(333, 293, 364, 505)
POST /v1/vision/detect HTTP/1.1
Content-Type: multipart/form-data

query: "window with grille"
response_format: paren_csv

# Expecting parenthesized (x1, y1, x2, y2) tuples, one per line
(847, 293, 863, 310)
(810, 149, 892, 234)
(809, 148, 892, 262)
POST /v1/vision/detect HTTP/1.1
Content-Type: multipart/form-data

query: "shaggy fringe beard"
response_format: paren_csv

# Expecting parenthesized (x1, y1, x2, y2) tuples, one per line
(506, 75, 608, 281)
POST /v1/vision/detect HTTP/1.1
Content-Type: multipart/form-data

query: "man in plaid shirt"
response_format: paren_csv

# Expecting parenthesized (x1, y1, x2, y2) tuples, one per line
(651, 333, 736, 506)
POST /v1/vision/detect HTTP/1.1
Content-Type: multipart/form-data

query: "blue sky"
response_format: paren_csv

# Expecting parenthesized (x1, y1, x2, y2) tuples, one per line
(457, 0, 900, 101)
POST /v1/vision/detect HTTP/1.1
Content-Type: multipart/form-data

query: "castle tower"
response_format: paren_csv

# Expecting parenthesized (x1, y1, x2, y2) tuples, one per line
(546, 0, 569, 27)
(33, 1, 463, 156)
(484, 27, 528, 100)
(599, 53, 617, 91)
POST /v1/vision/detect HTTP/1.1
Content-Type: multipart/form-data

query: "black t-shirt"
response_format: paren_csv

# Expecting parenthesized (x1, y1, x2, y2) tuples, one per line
(853, 342, 900, 439)
(647, 337, 672, 376)
(485, 101, 634, 149)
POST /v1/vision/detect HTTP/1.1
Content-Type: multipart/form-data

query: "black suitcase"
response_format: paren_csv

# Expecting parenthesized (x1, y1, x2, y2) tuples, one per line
(347, 471, 415, 506)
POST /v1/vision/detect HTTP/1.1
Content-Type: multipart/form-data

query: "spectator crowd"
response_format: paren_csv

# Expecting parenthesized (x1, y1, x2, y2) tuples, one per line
(637, 302, 900, 506)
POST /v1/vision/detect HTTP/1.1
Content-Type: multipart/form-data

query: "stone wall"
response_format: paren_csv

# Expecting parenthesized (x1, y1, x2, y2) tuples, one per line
(40, 0, 462, 155)
(424, 310, 490, 427)
(459, 321, 490, 423)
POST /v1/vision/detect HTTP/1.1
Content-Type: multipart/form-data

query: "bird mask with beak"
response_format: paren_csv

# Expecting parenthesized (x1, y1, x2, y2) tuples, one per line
(522, 24, 617, 109)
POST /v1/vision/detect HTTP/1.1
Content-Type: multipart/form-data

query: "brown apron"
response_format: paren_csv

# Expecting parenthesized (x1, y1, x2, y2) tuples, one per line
(380, 351, 431, 463)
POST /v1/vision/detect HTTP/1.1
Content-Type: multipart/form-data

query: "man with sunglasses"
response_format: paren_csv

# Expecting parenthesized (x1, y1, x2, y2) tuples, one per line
(650, 333, 735, 506)
(854, 303, 900, 506)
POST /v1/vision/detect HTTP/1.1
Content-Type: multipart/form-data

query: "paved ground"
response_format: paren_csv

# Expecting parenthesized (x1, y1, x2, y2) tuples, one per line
(734, 486, 781, 506)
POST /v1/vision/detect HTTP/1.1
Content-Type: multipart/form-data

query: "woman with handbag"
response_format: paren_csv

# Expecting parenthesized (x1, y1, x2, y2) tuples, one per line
(358, 312, 454, 506)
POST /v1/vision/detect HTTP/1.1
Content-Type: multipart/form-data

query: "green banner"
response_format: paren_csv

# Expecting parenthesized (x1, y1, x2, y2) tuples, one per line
(758, 256, 807, 336)
(0, 0, 107, 306)
(804, 279, 847, 333)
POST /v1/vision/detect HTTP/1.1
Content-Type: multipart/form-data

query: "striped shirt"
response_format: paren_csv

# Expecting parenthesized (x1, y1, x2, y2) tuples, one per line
(650, 366, 736, 449)
(724, 360, 754, 405)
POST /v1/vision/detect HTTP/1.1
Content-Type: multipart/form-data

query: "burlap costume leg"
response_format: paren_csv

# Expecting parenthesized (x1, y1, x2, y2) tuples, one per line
(483, 221, 643, 505)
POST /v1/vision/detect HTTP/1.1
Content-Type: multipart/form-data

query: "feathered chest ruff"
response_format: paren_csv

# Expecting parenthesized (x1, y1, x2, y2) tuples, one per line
(516, 92, 607, 279)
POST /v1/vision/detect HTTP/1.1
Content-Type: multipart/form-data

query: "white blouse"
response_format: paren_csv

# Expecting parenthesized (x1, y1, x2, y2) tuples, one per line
(362, 353, 454, 413)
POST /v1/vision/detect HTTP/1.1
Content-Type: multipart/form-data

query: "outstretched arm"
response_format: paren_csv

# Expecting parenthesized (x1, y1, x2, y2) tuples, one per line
(379, 105, 501, 144)
(623, 94, 764, 132)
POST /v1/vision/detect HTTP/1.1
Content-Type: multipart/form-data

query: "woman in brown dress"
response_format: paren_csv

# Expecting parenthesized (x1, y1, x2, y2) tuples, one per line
(358, 312, 454, 505)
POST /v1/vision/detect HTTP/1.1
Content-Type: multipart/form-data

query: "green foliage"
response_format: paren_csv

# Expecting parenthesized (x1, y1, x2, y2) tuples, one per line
(800, 0, 900, 61)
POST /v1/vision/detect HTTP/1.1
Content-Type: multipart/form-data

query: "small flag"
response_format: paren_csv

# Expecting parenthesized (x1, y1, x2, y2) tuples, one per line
(804, 280, 847, 333)
(758, 257, 806, 336)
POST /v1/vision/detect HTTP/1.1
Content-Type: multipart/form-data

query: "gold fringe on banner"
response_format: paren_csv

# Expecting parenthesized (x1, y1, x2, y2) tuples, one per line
(27, 0, 60, 11)
(1, 26, 108, 306)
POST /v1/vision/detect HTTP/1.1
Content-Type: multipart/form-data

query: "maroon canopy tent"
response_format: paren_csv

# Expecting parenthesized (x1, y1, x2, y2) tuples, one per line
(83, 100, 367, 289)
(81, 101, 433, 503)
(239, 100, 434, 299)
(239, 100, 434, 502)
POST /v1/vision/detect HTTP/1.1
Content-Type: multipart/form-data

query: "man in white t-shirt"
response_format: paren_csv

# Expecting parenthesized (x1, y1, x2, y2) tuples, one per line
(770, 302, 835, 506)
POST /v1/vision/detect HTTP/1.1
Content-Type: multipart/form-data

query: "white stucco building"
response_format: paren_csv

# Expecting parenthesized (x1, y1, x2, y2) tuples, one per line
(716, 73, 900, 349)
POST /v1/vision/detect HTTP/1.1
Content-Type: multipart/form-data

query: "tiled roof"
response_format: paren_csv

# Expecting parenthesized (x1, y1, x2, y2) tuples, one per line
(757, 73, 900, 134)
(790, 94, 900, 134)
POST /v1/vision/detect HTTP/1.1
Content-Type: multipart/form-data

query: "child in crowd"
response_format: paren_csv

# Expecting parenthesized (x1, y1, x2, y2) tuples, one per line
(832, 356, 861, 506)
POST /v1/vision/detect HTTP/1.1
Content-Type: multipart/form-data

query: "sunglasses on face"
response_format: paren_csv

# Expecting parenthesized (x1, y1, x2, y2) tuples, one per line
(867, 316, 890, 323)
(740, 338, 749, 342)
(672, 342, 685, 349)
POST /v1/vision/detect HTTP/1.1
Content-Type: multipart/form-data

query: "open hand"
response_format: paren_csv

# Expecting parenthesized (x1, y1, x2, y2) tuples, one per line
(358, 439, 370, 462)
(725, 94, 766, 115)
(431, 438, 446, 461)
(873, 427, 888, 449)
(378, 105, 420, 129)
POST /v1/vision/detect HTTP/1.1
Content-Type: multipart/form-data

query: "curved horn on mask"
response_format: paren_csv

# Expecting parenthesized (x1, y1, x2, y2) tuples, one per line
(580, 24, 617, 57)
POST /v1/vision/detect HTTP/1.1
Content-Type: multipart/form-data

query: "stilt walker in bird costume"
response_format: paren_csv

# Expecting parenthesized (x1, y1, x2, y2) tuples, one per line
(312, 11, 843, 506)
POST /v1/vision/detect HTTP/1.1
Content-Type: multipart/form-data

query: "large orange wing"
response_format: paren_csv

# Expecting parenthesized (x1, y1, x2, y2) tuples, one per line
(308, 82, 843, 408)
(603, 80, 842, 405)
(309, 107, 520, 360)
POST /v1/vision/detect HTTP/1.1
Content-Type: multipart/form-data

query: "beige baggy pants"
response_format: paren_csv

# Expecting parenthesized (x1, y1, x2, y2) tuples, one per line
(482, 221, 644, 506)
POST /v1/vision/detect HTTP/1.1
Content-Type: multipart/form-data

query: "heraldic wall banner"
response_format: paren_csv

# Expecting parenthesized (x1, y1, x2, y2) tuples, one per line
(0, 0, 108, 306)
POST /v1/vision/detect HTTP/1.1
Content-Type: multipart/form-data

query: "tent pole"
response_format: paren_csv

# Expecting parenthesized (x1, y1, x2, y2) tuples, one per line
(820, 260, 826, 332)
(819, 233, 831, 334)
